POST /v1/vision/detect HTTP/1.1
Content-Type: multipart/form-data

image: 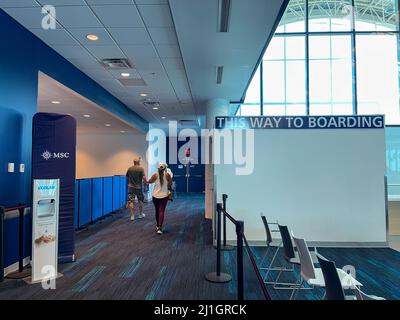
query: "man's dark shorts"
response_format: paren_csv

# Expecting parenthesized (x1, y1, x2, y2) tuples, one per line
(128, 187, 144, 202)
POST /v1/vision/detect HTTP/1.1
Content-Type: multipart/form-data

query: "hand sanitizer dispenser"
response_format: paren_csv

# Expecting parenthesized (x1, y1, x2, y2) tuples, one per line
(30, 179, 60, 283)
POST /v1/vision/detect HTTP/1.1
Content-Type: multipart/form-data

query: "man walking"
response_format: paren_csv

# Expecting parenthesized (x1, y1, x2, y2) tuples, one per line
(126, 156, 147, 222)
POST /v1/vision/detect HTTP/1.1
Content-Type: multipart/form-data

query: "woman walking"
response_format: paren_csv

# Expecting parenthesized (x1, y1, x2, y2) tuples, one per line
(148, 163, 172, 235)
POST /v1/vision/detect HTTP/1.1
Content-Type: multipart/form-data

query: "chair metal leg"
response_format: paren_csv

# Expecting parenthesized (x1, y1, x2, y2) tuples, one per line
(258, 246, 270, 269)
(290, 277, 302, 300)
(271, 264, 311, 290)
(263, 243, 281, 282)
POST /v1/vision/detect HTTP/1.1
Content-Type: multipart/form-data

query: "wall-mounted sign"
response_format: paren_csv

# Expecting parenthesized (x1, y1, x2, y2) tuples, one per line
(215, 115, 384, 130)
(31, 179, 60, 283)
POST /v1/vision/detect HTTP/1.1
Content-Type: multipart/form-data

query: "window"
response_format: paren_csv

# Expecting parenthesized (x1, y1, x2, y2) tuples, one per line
(356, 34, 400, 124)
(278, 0, 306, 33)
(309, 35, 353, 115)
(308, 0, 352, 32)
(236, 0, 400, 199)
(262, 35, 306, 116)
(238, 0, 400, 122)
(244, 68, 261, 105)
(355, 0, 398, 31)
(236, 104, 261, 116)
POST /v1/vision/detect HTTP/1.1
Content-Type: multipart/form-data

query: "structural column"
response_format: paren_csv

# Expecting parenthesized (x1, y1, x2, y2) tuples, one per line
(205, 98, 229, 220)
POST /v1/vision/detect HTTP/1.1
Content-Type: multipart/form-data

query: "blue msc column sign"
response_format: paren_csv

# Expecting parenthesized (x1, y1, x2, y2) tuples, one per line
(215, 115, 385, 130)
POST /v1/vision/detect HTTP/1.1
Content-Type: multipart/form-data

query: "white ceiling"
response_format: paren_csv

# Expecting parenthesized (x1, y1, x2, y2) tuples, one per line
(2, 0, 287, 123)
(38, 72, 142, 134)
(169, 0, 288, 111)
(1, 0, 196, 124)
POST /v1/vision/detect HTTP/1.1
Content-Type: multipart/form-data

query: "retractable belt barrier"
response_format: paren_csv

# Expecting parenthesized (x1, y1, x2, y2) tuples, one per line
(205, 195, 271, 301)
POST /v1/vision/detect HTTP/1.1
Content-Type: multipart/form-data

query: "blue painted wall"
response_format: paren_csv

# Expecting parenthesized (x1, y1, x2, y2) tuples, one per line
(0, 10, 147, 269)
(0, 9, 148, 208)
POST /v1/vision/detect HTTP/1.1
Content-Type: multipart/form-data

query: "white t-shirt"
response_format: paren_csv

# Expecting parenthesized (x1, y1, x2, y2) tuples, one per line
(166, 168, 173, 179)
(152, 171, 169, 199)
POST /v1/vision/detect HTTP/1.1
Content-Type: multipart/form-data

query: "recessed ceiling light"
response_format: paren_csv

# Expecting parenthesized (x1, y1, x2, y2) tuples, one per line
(105, 124, 111, 127)
(51, 100, 61, 104)
(152, 107, 159, 110)
(86, 34, 99, 41)
(121, 72, 130, 77)
(83, 114, 91, 118)
(140, 93, 148, 97)
(120, 130, 126, 133)
(161, 116, 166, 119)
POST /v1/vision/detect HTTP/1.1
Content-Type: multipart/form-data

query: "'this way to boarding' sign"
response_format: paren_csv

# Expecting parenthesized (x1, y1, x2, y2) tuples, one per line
(215, 115, 385, 130)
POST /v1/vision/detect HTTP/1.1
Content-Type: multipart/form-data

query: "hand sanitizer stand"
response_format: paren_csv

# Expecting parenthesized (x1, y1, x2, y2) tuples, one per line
(25, 179, 63, 284)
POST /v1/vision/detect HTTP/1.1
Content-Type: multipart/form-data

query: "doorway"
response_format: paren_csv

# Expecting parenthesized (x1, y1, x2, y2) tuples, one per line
(167, 137, 205, 193)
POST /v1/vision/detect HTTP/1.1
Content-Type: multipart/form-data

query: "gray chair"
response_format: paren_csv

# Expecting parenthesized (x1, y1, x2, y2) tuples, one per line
(259, 215, 283, 281)
(354, 286, 386, 300)
(270, 225, 318, 289)
(290, 235, 362, 300)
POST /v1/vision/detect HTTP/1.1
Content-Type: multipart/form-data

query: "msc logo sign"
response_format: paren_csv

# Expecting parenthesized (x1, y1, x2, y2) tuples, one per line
(41, 150, 70, 161)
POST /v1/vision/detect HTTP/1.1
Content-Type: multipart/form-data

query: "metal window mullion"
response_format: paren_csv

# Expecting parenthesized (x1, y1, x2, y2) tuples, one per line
(329, 34, 334, 114)
(351, 0, 358, 115)
(260, 61, 264, 115)
(284, 37, 288, 115)
(398, 0, 400, 33)
(397, 0, 400, 121)
(306, 0, 310, 115)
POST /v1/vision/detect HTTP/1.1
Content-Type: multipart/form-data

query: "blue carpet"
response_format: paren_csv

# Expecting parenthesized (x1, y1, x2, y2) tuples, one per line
(0, 194, 399, 300)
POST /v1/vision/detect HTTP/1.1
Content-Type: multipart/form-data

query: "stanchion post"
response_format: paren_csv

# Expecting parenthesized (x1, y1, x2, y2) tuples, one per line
(221, 194, 234, 251)
(216, 203, 221, 276)
(18, 205, 24, 273)
(222, 194, 227, 247)
(205, 203, 232, 283)
(0, 206, 4, 282)
(236, 220, 244, 300)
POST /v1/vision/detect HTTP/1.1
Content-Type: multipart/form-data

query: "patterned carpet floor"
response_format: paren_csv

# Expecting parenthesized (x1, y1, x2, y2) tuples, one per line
(1, 193, 399, 300)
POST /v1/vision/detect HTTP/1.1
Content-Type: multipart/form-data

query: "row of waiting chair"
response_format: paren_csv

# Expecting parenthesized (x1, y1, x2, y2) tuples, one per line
(259, 215, 385, 300)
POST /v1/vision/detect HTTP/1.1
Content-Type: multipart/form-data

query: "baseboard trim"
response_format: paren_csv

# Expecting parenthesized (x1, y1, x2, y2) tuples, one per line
(4, 207, 31, 220)
(4, 257, 31, 277)
(221, 240, 389, 248)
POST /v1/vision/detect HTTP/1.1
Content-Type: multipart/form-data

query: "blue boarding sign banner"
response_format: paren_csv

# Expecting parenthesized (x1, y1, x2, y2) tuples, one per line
(215, 115, 385, 130)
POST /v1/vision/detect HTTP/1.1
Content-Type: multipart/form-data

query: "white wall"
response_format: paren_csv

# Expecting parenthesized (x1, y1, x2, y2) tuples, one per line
(216, 129, 387, 244)
(76, 133, 148, 179)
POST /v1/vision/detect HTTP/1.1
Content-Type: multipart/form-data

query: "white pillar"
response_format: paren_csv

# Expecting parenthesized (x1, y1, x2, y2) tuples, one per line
(205, 98, 229, 220)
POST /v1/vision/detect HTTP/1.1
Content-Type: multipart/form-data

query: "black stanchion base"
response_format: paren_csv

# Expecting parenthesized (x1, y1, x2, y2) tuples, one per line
(205, 272, 232, 283)
(6, 269, 31, 280)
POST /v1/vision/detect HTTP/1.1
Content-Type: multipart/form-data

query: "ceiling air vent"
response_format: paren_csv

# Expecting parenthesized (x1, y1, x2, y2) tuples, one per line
(143, 100, 161, 108)
(118, 78, 147, 87)
(218, 0, 231, 32)
(179, 120, 198, 127)
(216, 66, 224, 84)
(101, 58, 133, 69)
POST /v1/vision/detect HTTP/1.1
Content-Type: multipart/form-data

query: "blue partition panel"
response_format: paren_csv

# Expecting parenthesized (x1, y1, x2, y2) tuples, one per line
(74, 180, 79, 229)
(78, 179, 92, 227)
(120, 176, 126, 207)
(103, 177, 113, 216)
(113, 176, 121, 211)
(92, 178, 103, 221)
